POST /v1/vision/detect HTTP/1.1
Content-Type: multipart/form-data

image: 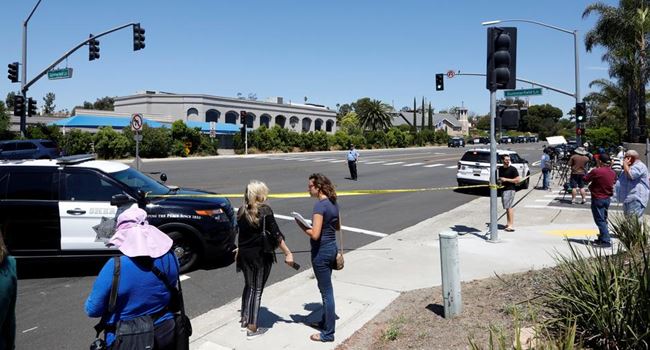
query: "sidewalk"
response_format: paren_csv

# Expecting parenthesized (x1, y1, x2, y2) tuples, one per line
(189, 173, 617, 349)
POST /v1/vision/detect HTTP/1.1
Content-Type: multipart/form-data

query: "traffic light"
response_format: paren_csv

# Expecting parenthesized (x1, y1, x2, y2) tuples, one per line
(13, 95, 25, 117)
(88, 35, 100, 61)
(27, 98, 37, 117)
(133, 23, 146, 51)
(240, 110, 247, 127)
(486, 27, 517, 91)
(435, 73, 444, 91)
(575, 102, 586, 122)
(7, 62, 18, 83)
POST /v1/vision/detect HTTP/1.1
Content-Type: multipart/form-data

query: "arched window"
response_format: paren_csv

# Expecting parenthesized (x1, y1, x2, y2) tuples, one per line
(187, 108, 199, 119)
(260, 114, 271, 128)
(302, 118, 312, 132)
(289, 116, 299, 130)
(205, 109, 220, 123)
(314, 119, 323, 131)
(326, 120, 334, 132)
(225, 111, 238, 124)
(275, 115, 286, 128)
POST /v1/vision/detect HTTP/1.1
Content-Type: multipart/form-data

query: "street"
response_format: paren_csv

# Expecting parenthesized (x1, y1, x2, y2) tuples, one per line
(15, 143, 541, 349)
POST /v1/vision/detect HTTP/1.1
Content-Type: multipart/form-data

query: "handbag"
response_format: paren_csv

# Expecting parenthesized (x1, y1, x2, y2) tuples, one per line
(152, 261, 192, 350)
(333, 221, 344, 271)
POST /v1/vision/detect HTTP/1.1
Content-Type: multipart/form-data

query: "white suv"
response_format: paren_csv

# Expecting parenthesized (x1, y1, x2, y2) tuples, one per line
(456, 148, 530, 189)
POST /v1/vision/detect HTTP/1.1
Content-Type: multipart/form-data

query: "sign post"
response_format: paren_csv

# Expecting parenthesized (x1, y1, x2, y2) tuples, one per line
(131, 113, 144, 170)
(209, 121, 216, 139)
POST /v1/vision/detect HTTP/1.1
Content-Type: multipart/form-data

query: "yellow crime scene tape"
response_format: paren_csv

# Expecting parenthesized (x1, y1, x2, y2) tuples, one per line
(146, 173, 534, 200)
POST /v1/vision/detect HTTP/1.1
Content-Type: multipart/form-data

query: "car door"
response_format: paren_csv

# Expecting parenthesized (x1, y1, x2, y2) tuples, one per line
(0, 142, 17, 159)
(15, 141, 38, 159)
(59, 168, 126, 250)
(0, 166, 61, 252)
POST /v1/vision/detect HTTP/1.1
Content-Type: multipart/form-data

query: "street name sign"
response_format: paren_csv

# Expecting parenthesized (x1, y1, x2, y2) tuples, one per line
(47, 68, 73, 80)
(504, 88, 542, 97)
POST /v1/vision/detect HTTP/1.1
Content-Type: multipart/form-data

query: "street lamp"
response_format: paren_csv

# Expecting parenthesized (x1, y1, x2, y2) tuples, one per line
(482, 19, 582, 144)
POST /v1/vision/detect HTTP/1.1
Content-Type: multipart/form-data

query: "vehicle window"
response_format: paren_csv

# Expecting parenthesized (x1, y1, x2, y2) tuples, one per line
(63, 171, 123, 201)
(111, 167, 170, 196)
(461, 151, 491, 163)
(41, 141, 57, 149)
(6, 171, 56, 200)
(16, 142, 37, 150)
(0, 143, 16, 152)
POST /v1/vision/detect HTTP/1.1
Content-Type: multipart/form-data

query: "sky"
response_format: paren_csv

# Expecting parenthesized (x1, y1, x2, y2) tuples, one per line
(0, 0, 614, 118)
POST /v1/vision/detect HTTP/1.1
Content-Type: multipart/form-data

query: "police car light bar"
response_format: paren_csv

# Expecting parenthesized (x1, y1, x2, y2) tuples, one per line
(56, 154, 96, 165)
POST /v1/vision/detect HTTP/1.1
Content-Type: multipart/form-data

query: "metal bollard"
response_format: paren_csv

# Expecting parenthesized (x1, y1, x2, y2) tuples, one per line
(439, 231, 462, 318)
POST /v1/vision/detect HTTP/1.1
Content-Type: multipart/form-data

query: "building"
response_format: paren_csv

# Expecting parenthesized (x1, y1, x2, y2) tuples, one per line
(113, 91, 338, 133)
(391, 107, 469, 137)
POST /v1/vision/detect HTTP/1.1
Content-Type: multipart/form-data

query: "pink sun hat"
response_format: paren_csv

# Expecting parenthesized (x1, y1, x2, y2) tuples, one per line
(108, 205, 173, 258)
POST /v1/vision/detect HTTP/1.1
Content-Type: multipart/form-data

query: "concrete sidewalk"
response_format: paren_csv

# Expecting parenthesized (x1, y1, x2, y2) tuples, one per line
(189, 173, 618, 349)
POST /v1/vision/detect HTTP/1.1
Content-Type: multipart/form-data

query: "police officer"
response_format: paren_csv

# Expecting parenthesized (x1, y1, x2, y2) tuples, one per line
(347, 144, 359, 180)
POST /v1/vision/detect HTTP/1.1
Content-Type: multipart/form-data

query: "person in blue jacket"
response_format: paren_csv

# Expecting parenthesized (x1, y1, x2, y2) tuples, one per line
(85, 205, 179, 349)
(0, 232, 17, 350)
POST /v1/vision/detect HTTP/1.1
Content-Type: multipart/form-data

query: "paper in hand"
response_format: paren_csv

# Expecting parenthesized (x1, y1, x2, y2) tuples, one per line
(291, 211, 312, 228)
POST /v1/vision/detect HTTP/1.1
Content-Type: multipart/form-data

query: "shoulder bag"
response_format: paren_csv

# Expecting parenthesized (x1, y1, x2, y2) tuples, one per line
(333, 218, 344, 270)
(152, 261, 192, 350)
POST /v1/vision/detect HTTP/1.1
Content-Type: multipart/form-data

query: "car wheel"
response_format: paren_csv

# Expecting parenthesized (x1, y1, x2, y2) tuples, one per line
(522, 172, 530, 189)
(167, 230, 200, 273)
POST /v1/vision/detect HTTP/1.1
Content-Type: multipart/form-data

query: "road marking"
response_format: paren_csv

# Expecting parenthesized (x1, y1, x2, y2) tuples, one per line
(22, 327, 38, 333)
(180, 275, 191, 281)
(383, 162, 404, 165)
(296, 158, 315, 161)
(424, 163, 444, 168)
(543, 195, 591, 198)
(445, 165, 457, 169)
(313, 158, 335, 162)
(524, 205, 591, 211)
(403, 162, 424, 167)
(532, 160, 541, 166)
(274, 214, 388, 237)
(364, 161, 386, 164)
(546, 228, 598, 237)
(329, 160, 346, 163)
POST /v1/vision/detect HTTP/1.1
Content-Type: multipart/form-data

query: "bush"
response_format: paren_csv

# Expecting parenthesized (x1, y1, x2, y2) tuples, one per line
(170, 140, 188, 157)
(93, 126, 130, 159)
(196, 135, 218, 155)
(312, 131, 330, 151)
(387, 128, 409, 148)
(365, 130, 388, 148)
(585, 127, 620, 149)
(139, 125, 171, 158)
(542, 215, 650, 349)
(61, 129, 94, 155)
(434, 130, 449, 144)
(171, 120, 201, 154)
(25, 123, 63, 144)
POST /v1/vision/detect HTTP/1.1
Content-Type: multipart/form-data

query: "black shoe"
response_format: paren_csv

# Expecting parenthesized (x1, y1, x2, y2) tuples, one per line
(591, 240, 612, 248)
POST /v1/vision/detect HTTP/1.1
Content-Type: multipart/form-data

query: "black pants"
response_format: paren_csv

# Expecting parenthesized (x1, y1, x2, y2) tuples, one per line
(240, 261, 272, 328)
(348, 160, 357, 180)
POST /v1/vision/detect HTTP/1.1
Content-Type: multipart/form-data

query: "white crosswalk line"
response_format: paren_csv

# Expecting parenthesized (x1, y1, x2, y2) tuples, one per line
(313, 158, 335, 162)
(329, 160, 346, 163)
(274, 214, 388, 237)
(445, 165, 457, 169)
(364, 161, 386, 164)
(403, 162, 424, 167)
(424, 163, 444, 168)
(383, 162, 405, 165)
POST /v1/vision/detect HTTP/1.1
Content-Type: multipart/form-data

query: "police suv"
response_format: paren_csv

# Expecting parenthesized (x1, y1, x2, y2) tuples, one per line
(456, 148, 530, 189)
(0, 155, 236, 272)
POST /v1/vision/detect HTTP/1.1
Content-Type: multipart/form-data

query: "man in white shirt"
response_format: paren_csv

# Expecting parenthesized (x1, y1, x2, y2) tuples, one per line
(347, 144, 359, 180)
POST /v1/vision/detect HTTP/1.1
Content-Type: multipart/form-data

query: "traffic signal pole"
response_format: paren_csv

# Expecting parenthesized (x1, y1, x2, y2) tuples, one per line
(489, 88, 498, 242)
(20, 0, 43, 136)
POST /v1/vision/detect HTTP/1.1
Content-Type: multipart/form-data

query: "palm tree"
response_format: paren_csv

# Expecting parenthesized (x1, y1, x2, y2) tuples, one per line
(358, 99, 393, 131)
(583, 0, 650, 142)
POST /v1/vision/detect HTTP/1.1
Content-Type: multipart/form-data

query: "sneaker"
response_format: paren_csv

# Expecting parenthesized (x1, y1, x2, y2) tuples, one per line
(580, 200, 586, 205)
(246, 327, 269, 340)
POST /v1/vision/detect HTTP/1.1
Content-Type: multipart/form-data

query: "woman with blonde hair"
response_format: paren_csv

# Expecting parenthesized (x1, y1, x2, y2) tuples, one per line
(295, 173, 340, 342)
(236, 180, 294, 339)
(0, 233, 17, 350)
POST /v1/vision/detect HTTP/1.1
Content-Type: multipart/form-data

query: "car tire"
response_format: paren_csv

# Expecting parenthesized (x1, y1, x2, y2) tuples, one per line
(522, 172, 530, 189)
(167, 230, 201, 273)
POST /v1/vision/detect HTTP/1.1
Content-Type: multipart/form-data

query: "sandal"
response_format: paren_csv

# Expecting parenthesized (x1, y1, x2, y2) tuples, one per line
(309, 333, 334, 342)
(504, 227, 515, 232)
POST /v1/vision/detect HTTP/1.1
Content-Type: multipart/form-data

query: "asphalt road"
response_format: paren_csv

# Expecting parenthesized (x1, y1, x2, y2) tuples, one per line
(15, 142, 542, 349)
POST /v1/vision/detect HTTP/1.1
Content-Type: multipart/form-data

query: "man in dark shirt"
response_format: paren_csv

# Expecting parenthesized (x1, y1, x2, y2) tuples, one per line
(498, 155, 520, 231)
(584, 154, 617, 247)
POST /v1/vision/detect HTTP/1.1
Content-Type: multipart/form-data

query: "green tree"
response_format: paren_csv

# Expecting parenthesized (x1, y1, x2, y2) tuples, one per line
(476, 115, 490, 130)
(583, 0, 650, 142)
(43, 92, 56, 114)
(76, 96, 116, 111)
(5, 92, 16, 109)
(357, 99, 392, 131)
(93, 126, 130, 159)
(0, 101, 10, 133)
(528, 104, 563, 122)
(339, 112, 362, 135)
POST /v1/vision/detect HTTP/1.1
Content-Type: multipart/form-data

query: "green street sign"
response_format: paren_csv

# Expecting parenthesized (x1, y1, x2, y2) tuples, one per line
(48, 68, 73, 80)
(504, 88, 542, 97)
